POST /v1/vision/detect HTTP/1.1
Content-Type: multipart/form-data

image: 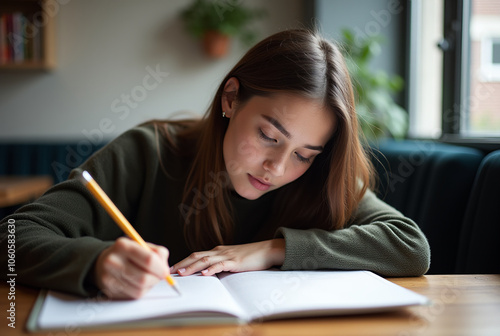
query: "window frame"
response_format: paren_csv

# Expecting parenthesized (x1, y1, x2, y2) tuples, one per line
(439, 0, 500, 150)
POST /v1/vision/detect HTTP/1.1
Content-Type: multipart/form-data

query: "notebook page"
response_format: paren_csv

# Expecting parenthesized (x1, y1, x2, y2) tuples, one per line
(37, 274, 246, 329)
(218, 270, 429, 321)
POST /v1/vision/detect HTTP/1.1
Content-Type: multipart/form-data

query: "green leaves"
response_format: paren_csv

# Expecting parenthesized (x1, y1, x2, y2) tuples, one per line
(181, 0, 265, 46)
(341, 28, 408, 140)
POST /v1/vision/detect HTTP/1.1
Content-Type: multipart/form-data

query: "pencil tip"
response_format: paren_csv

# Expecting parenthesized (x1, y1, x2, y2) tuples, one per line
(173, 285, 182, 296)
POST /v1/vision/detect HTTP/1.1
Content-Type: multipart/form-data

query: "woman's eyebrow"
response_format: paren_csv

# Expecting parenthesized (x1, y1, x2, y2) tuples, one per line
(262, 115, 290, 138)
(261, 114, 324, 152)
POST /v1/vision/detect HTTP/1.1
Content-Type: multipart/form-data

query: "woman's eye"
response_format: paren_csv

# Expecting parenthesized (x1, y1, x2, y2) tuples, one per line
(259, 129, 277, 143)
(295, 152, 312, 164)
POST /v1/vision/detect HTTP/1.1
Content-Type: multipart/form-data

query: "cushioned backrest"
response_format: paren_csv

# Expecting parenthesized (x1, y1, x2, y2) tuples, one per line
(0, 143, 105, 218)
(0, 143, 105, 183)
(456, 150, 500, 274)
(371, 140, 484, 274)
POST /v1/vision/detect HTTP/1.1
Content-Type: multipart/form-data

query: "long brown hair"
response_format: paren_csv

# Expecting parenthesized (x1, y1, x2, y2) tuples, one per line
(152, 29, 375, 251)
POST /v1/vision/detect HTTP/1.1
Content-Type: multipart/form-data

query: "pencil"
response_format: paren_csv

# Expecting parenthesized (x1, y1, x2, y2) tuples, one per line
(78, 170, 181, 296)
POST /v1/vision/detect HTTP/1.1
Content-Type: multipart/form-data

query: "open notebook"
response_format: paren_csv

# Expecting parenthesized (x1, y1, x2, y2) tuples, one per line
(27, 270, 430, 331)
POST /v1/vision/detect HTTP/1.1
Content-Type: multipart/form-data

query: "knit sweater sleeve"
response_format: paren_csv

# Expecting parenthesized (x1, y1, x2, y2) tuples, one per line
(0, 126, 157, 296)
(275, 189, 431, 276)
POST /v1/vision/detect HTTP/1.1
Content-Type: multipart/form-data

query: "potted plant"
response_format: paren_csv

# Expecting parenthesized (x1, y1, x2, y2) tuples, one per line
(340, 28, 408, 140)
(180, 0, 265, 58)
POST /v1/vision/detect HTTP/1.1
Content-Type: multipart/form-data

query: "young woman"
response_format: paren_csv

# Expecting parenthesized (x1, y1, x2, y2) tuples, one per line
(0, 29, 430, 299)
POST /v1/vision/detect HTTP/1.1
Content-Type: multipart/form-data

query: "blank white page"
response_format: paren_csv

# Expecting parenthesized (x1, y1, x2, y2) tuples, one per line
(218, 270, 429, 321)
(37, 274, 246, 329)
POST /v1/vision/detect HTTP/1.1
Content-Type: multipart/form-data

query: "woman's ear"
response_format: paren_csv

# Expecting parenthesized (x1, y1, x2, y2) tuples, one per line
(221, 77, 239, 118)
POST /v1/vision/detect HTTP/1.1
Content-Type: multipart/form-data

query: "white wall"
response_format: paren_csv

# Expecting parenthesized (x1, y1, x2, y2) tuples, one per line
(0, 0, 304, 141)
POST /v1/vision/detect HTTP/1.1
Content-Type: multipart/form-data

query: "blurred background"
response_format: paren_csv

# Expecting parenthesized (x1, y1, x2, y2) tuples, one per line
(0, 0, 499, 187)
(1, 0, 499, 274)
(1, 0, 498, 142)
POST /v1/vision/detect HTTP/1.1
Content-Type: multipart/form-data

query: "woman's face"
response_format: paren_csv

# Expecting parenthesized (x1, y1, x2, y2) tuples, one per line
(222, 91, 335, 200)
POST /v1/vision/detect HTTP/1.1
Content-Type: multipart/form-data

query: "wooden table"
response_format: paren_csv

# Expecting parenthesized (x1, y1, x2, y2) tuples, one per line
(1, 274, 499, 336)
(0, 176, 53, 208)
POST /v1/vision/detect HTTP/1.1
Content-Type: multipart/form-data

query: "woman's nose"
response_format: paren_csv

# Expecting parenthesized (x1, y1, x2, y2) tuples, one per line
(263, 149, 286, 177)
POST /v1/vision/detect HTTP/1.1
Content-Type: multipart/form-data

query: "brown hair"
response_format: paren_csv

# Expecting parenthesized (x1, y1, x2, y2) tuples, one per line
(152, 29, 374, 251)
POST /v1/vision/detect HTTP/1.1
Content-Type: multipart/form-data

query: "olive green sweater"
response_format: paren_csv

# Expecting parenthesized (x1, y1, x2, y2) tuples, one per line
(0, 125, 430, 296)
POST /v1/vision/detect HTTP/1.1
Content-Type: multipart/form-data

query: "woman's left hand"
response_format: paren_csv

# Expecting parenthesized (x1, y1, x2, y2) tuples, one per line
(171, 239, 286, 276)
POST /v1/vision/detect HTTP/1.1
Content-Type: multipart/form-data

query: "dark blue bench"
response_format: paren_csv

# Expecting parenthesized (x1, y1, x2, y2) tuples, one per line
(0, 142, 105, 218)
(0, 142, 105, 183)
(456, 150, 500, 274)
(371, 140, 485, 274)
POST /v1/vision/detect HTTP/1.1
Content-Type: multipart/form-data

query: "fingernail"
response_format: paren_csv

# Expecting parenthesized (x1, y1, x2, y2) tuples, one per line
(178, 268, 186, 274)
(201, 269, 208, 275)
(169, 266, 174, 272)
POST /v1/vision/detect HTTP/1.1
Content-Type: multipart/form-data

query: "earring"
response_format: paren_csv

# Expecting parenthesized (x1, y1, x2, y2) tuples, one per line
(222, 111, 226, 118)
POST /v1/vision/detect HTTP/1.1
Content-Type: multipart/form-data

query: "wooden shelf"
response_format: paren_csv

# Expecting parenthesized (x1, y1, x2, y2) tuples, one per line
(0, 60, 55, 70)
(0, 0, 56, 70)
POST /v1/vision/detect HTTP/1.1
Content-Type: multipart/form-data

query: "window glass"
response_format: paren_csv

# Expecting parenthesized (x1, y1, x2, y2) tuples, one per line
(466, 0, 500, 136)
(408, 0, 443, 139)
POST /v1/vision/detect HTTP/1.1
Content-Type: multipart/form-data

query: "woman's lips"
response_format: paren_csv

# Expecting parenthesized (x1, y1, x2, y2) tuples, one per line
(248, 174, 271, 191)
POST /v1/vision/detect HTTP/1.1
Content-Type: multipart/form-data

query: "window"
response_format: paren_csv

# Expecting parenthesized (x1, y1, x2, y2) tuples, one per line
(407, 0, 444, 139)
(467, 0, 500, 136)
(409, 0, 500, 142)
(480, 37, 500, 81)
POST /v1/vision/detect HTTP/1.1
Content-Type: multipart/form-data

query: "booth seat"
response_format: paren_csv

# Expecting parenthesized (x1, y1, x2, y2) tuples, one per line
(1, 140, 499, 274)
(0, 142, 105, 183)
(370, 140, 485, 274)
(455, 150, 500, 274)
(0, 142, 105, 218)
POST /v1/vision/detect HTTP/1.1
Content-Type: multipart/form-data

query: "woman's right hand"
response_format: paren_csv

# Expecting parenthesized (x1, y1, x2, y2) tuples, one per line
(93, 237, 170, 299)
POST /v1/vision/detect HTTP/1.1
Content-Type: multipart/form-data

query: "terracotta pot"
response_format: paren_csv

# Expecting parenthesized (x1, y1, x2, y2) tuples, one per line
(202, 31, 230, 58)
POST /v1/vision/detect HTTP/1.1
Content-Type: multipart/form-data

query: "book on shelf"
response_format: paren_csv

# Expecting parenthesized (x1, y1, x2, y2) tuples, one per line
(27, 269, 430, 331)
(0, 11, 43, 65)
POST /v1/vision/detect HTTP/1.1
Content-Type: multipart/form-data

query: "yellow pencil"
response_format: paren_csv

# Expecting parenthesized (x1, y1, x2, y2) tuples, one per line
(78, 170, 181, 296)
